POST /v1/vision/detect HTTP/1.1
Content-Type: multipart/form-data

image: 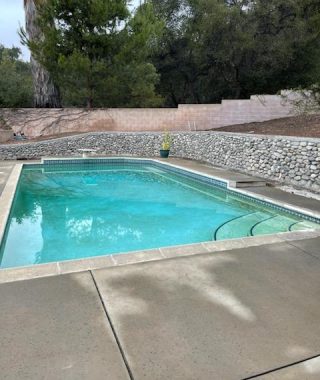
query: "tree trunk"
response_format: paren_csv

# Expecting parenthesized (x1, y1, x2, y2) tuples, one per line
(24, 0, 61, 108)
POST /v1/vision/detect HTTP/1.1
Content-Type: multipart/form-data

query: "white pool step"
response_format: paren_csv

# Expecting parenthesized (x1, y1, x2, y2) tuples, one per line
(214, 212, 270, 241)
(289, 220, 320, 232)
(251, 215, 294, 236)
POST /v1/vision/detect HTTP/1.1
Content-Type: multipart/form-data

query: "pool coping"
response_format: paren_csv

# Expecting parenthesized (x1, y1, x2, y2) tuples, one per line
(0, 157, 319, 284)
(0, 164, 23, 245)
(0, 229, 319, 284)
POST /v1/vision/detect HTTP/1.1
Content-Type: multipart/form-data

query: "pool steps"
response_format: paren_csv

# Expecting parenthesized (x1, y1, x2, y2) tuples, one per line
(214, 212, 268, 240)
(214, 212, 320, 241)
(252, 215, 298, 236)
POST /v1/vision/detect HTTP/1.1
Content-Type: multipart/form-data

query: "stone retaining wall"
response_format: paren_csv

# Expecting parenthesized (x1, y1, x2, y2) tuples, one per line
(1, 132, 319, 192)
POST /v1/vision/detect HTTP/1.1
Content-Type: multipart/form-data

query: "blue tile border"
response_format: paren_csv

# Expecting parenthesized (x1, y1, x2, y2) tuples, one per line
(24, 158, 320, 225)
(30, 158, 230, 189)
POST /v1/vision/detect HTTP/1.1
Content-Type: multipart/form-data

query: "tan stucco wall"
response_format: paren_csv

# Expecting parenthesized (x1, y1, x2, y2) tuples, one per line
(1, 94, 295, 138)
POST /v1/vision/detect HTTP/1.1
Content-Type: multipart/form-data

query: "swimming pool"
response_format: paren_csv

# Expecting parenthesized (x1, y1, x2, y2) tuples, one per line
(0, 159, 319, 268)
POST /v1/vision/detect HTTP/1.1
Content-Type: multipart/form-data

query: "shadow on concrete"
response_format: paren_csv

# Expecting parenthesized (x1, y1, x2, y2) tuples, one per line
(93, 241, 320, 379)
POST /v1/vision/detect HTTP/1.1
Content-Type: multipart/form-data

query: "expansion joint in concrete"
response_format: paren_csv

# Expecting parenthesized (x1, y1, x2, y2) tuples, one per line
(242, 353, 320, 379)
(89, 270, 135, 380)
(286, 241, 320, 262)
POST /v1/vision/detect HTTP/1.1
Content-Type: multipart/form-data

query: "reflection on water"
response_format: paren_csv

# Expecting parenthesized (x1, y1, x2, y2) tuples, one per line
(0, 165, 316, 268)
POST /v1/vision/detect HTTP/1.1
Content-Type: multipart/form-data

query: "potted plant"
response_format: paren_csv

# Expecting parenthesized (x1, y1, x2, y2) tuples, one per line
(160, 131, 172, 158)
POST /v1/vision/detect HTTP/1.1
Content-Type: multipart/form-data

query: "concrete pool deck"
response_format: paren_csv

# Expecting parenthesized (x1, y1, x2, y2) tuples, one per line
(0, 158, 320, 379)
(0, 238, 320, 379)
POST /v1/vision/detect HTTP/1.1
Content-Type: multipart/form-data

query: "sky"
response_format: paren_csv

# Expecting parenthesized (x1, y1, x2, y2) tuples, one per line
(0, 0, 141, 61)
(0, 0, 28, 58)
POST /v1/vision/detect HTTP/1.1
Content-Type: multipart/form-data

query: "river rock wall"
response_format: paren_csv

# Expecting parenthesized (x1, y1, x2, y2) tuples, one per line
(1, 131, 319, 192)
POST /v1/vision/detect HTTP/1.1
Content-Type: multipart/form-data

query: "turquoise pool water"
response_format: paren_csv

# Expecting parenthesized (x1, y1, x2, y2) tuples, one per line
(0, 161, 319, 268)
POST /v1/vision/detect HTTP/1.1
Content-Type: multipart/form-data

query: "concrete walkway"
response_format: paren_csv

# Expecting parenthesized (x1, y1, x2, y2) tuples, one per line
(1, 237, 320, 379)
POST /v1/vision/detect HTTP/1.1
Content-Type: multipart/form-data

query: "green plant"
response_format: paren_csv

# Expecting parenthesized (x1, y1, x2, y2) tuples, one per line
(0, 45, 33, 108)
(161, 131, 172, 150)
(22, 0, 163, 108)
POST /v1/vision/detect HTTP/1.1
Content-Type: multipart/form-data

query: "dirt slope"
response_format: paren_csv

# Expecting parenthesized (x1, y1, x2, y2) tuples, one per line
(212, 114, 320, 138)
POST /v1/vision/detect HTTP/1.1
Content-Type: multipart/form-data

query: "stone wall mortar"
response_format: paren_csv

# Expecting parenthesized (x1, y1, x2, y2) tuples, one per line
(1, 132, 319, 192)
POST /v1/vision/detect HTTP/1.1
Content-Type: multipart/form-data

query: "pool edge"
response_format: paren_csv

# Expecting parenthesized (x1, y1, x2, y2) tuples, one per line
(0, 229, 319, 284)
(0, 164, 23, 245)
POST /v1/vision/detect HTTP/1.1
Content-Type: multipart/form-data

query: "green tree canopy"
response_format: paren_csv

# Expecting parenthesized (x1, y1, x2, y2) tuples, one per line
(0, 45, 33, 108)
(6, 0, 320, 109)
(26, 0, 163, 107)
(151, 0, 320, 106)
